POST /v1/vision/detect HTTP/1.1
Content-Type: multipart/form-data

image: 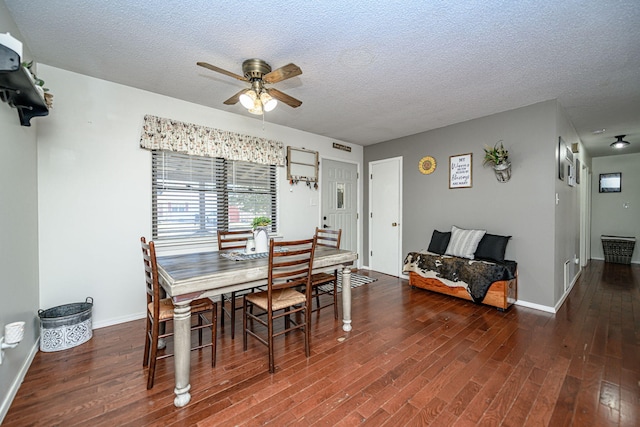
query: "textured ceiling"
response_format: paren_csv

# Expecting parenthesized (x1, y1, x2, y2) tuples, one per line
(4, 0, 640, 157)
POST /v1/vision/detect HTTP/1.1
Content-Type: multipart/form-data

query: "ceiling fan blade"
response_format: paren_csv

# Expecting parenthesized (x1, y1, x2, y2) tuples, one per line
(263, 63, 302, 84)
(223, 89, 246, 105)
(197, 62, 247, 81)
(269, 88, 302, 108)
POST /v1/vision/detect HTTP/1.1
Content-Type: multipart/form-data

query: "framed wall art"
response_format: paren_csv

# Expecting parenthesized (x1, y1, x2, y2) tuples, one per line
(558, 137, 566, 181)
(568, 164, 575, 187)
(565, 140, 573, 163)
(599, 172, 621, 193)
(449, 153, 472, 188)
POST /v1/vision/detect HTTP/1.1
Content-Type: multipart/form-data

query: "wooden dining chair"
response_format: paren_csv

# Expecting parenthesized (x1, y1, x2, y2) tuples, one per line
(309, 227, 342, 321)
(140, 237, 217, 389)
(217, 229, 255, 339)
(243, 237, 316, 373)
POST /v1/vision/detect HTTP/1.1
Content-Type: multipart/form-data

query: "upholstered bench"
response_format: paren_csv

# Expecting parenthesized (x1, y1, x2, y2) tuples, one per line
(403, 226, 517, 310)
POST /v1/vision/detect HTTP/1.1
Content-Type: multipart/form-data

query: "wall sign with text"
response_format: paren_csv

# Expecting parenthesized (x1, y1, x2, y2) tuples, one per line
(449, 153, 473, 188)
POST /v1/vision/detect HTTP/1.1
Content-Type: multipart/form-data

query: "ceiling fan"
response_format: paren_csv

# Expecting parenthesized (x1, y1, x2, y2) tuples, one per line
(196, 58, 302, 115)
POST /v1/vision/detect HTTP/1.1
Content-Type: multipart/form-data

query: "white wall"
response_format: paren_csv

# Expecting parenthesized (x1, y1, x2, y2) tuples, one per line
(36, 64, 363, 328)
(0, 5, 40, 421)
(591, 152, 640, 263)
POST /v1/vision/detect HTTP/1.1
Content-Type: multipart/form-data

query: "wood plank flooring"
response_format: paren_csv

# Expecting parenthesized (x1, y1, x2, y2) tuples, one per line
(4, 260, 639, 426)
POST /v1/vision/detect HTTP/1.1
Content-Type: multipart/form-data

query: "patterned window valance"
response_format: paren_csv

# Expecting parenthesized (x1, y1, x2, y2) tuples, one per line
(139, 114, 285, 166)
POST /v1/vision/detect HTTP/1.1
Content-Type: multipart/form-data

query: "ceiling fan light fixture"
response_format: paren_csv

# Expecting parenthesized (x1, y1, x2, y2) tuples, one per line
(239, 90, 257, 109)
(197, 59, 301, 111)
(248, 99, 263, 115)
(260, 91, 277, 112)
(610, 134, 630, 149)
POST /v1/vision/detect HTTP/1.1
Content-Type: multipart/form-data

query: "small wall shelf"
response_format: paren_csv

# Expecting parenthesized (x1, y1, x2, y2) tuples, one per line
(0, 44, 49, 126)
(287, 146, 319, 185)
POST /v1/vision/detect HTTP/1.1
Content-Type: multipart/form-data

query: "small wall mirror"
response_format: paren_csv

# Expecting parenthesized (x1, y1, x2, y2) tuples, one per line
(599, 172, 621, 193)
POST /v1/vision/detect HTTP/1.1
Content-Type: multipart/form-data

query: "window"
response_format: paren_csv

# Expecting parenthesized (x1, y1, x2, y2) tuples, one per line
(152, 151, 277, 244)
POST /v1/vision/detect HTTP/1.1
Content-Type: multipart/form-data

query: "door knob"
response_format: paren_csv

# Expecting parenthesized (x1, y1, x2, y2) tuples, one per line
(392, 222, 398, 227)
(323, 224, 329, 228)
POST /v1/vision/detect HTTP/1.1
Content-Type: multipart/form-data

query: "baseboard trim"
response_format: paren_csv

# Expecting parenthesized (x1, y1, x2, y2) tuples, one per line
(0, 340, 39, 424)
(514, 300, 556, 313)
(554, 269, 581, 312)
(591, 256, 639, 265)
(93, 312, 145, 329)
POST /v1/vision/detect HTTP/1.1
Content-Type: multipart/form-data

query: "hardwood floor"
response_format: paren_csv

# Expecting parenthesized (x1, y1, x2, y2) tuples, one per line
(4, 260, 639, 426)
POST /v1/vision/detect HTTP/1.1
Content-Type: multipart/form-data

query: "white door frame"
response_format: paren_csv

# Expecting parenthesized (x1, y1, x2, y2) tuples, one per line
(582, 167, 592, 266)
(368, 156, 403, 276)
(319, 156, 361, 268)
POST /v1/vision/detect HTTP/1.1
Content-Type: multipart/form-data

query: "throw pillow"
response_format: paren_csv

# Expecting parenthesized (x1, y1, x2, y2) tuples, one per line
(475, 233, 511, 263)
(445, 225, 486, 259)
(427, 230, 451, 254)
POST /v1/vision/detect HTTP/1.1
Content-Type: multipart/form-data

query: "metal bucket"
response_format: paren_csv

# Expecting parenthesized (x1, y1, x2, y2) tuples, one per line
(38, 297, 93, 352)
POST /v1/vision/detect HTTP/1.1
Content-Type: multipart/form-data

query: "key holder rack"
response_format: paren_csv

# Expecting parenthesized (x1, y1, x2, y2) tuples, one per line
(287, 146, 319, 189)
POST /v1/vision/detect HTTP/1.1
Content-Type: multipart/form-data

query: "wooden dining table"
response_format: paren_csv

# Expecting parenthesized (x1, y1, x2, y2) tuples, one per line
(156, 245, 358, 407)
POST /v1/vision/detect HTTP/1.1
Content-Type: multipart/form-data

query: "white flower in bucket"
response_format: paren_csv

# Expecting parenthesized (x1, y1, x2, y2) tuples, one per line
(483, 141, 511, 183)
(251, 216, 271, 253)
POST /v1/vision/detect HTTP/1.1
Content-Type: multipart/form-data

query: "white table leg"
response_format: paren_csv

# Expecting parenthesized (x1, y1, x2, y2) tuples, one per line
(341, 267, 352, 332)
(172, 302, 192, 407)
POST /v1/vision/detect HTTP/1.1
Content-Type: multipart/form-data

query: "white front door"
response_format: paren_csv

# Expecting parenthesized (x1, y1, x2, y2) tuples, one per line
(321, 159, 358, 252)
(369, 157, 402, 276)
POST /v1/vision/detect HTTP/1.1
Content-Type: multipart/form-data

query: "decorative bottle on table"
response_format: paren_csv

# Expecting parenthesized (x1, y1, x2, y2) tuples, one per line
(245, 236, 255, 253)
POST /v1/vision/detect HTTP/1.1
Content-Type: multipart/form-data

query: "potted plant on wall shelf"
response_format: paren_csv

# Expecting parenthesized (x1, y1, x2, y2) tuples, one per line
(483, 141, 511, 182)
(22, 61, 53, 109)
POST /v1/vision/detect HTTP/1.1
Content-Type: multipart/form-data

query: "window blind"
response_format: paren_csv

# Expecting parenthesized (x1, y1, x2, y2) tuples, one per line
(152, 151, 277, 244)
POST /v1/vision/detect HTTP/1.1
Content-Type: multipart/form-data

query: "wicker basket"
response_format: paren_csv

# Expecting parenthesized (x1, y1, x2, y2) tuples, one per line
(38, 297, 93, 352)
(601, 235, 635, 265)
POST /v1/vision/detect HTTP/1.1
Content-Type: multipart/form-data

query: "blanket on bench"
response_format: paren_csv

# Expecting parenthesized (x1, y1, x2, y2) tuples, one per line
(403, 252, 517, 303)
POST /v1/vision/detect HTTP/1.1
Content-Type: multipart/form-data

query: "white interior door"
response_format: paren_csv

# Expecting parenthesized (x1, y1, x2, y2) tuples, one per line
(321, 159, 358, 252)
(369, 157, 402, 276)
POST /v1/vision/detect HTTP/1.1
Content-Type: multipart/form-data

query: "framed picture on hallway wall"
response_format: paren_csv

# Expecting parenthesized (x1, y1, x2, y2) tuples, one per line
(599, 172, 621, 193)
(558, 137, 567, 181)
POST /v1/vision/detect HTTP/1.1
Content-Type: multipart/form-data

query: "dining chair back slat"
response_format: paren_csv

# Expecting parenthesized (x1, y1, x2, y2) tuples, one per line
(217, 229, 258, 339)
(244, 236, 317, 373)
(309, 227, 343, 321)
(217, 229, 254, 250)
(316, 228, 341, 248)
(140, 237, 216, 389)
